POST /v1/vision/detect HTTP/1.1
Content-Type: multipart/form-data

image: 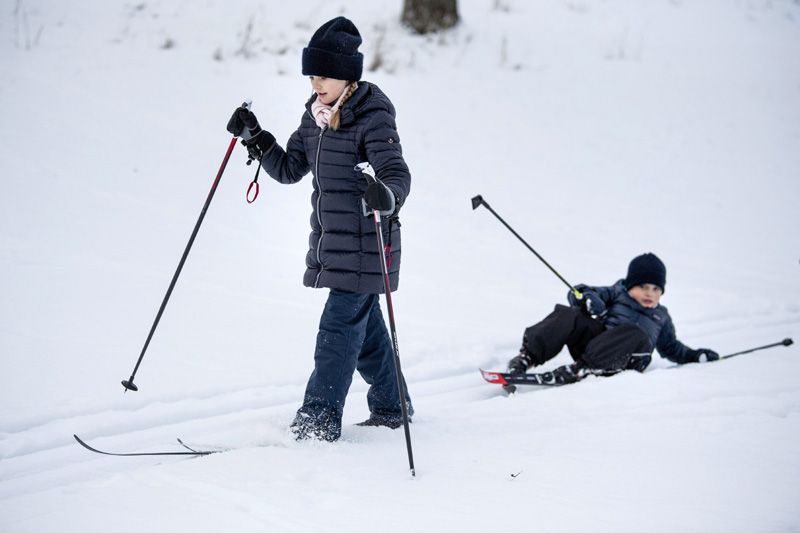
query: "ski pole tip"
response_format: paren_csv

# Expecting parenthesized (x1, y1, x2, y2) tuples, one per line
(783, 338, 794, 346)
(121, 379, 139, 392)
(471, 195, 483, 210)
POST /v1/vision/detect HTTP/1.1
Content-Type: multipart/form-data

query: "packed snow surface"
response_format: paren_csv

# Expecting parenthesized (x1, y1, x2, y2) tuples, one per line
(2, 1, 799, 531)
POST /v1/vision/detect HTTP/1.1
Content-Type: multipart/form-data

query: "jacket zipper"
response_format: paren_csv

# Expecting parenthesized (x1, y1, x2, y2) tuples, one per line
(313, 125, 327, 288)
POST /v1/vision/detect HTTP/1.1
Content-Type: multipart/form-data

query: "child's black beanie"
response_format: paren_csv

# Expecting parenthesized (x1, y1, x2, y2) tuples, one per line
(625, 253, 667, 293)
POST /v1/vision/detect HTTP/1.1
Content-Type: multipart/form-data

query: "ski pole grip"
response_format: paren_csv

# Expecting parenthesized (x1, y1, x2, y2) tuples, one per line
(236, 99, 255, 142)
(355, 162, 376, 182)
(471, 195, 485, 210)
(783, 338, 794, 346)
(572, 288, 584, 300)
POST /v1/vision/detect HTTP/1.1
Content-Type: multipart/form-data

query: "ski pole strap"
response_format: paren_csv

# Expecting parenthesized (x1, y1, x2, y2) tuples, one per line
(246, 160, 261, 204)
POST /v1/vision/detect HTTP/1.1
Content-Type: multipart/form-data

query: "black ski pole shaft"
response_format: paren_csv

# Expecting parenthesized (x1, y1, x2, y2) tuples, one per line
(471, 194, 582, 300)
(720, 337, 793, 360)
(371, 208, 415, 476)
(121, 135, 239, 392)
(358, 164, 415, 476)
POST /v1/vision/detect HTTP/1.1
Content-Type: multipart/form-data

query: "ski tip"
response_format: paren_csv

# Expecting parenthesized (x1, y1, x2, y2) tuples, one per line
(73, 434, 94, 451)
(480, 369, 508, 385)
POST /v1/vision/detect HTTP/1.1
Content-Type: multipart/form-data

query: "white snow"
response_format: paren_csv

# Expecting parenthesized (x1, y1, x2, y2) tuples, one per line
(2, 1, 799, 531)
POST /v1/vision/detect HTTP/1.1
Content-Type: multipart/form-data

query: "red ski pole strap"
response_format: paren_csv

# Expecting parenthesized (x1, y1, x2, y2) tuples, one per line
(247, 180, 259, 203)
(246, 160, 261, 204)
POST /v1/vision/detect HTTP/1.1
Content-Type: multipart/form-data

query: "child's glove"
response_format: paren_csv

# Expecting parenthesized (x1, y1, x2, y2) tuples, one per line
(226, 106, 275, 161)
(568, 289, 606, 318)
(583, 296, 607, 318)
(242, 131, 276, 162)
(363, 180, 396, 216)
(689, 348, 720, 363)
(227, 106, 261, 140)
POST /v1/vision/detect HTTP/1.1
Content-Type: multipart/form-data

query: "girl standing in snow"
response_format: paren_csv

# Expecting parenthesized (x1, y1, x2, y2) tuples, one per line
(226, 16, 412, 442)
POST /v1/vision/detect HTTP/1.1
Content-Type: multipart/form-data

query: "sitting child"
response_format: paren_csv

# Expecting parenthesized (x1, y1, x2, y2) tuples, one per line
(507, 253, 719, 383)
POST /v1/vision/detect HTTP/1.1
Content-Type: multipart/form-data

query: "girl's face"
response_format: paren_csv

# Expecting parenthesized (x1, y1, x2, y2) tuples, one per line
(309, 76, 348, 105)
(628, 284, 663, 308)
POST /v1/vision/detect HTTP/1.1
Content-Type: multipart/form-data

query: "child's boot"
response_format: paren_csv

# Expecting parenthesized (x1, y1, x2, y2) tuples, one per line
(507, 351, 534, 374)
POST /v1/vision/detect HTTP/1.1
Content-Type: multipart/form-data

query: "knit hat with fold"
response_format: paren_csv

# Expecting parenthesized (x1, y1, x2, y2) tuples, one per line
(302, 17, 363, 81)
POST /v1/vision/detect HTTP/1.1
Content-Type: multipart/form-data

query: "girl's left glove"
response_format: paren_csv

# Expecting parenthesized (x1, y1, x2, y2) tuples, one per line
(364, 181, 396, 216)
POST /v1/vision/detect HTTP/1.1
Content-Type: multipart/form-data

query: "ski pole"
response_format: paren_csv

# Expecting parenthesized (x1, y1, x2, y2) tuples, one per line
(357, 163, 416, 477)
(720, 337, 793, 360)
(121, 119, 245, 392)
(471, 194, 583, 300)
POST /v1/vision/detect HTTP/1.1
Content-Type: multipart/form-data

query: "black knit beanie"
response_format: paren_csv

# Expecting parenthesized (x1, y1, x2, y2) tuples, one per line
(302, 17, 363, 81)
(625, 253, 667, 293)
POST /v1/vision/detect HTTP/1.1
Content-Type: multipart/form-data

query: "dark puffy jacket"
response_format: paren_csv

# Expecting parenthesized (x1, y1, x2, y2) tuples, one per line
(260, 82, 411, 294)
(568, 280, 694, 364)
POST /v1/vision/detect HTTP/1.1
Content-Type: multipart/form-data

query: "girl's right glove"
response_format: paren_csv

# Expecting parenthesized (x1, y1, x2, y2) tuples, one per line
(227, 106, 261, 140)
(226, 106, 275, 161)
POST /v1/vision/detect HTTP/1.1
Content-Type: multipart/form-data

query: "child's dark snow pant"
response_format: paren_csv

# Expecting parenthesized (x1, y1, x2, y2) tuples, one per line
(522, 304, 653, 371)
(293, 289, 412, 441)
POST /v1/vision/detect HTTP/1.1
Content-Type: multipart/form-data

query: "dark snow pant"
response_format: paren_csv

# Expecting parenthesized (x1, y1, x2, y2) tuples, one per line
(295, 289, 412, 441)
(522, 304, 653, 371)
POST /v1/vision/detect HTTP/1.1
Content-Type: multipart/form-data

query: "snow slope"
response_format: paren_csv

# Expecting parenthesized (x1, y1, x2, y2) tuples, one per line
(2, 1, 799, 531)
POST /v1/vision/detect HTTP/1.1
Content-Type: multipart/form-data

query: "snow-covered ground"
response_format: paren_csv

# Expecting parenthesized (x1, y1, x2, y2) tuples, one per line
(2, 1, 799, 531)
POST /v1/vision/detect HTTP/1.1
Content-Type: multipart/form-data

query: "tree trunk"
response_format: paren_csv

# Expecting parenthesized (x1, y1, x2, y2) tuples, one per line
(402, 0, 459, 34)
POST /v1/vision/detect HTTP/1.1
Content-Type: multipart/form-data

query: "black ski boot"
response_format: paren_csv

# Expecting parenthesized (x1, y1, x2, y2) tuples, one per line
(356, 412, 407, 429)
(290, 410, 340, 442)
(507, 351, 534, 375)
(551, 363, 581, 385)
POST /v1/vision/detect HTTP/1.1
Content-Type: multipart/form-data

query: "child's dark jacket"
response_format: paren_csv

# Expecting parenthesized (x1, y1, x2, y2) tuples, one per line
(259, 82, 410, 294)
(570, 280, 694, 364)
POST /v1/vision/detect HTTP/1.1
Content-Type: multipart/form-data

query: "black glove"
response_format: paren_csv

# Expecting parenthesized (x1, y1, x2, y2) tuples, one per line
(242, 130, 276, 163)
(583, 295, 607, 318)
(690, 348, 719, 363)
(227, 106, 261, 140)
(364, 180, 396, 215)
(226, 106, 276, 162)
(568, 290, 606, 318)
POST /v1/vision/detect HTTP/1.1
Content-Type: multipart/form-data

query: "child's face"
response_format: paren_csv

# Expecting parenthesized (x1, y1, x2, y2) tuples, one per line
(628, 284, 663, 308)
(309, 76, 348, 105)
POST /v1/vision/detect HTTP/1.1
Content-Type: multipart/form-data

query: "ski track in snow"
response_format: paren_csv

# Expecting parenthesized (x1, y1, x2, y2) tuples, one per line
(3, 350, 799, 502)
